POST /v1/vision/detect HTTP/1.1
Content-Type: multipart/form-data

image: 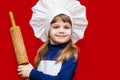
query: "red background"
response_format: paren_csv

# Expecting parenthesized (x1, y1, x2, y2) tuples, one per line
(0, 0, 120, 80)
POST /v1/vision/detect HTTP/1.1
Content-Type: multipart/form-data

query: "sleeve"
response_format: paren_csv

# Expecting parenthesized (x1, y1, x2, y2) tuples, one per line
(30, 56, 78, 80)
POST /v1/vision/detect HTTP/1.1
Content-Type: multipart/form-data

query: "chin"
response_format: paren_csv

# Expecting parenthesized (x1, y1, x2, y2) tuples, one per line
(51, 38, 70, 44)
(56, 40, 68, 44)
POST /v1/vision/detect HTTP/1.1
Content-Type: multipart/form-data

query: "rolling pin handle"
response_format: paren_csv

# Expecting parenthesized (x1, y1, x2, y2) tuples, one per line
(9, 11, 16, 27)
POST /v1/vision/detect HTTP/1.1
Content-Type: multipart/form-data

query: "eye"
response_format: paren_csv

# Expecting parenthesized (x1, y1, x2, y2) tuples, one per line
(53, 26, 59, 29)
(64, 26, 71, 29)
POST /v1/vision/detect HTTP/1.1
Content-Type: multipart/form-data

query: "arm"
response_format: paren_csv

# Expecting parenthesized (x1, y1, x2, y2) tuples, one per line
(30, 56, 78, 80)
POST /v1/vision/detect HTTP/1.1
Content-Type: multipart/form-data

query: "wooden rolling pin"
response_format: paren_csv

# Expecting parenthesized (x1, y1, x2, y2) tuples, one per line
(9, 11, 29, 80)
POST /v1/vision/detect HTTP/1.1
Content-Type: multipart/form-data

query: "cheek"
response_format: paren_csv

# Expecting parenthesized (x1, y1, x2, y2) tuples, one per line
(65, 30, 72, 39)
(66, 30, 72, 35)
(49, 29, 57, 37)
(50, 30, 57, 34)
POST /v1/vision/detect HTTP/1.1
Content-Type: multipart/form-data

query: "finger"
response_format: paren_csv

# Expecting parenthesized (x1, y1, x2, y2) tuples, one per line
(18, 65, 24, 69)
(18, 71, 22, 76)
(18, 71, 25, 78)
(17, 68, 21, 72)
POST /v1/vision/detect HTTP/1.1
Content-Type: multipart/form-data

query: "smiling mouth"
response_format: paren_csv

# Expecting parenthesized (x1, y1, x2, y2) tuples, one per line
(56, 35, 66, 37)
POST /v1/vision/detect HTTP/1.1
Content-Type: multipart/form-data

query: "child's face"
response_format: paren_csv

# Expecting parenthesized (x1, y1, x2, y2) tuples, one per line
(49, 18, 72, 44)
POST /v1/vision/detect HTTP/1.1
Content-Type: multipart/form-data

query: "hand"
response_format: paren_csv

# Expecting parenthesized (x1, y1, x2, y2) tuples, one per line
(17, 63, 33, 78)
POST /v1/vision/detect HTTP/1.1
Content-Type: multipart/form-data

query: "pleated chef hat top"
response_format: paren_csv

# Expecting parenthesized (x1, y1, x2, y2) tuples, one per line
(30, 0, 88, 43)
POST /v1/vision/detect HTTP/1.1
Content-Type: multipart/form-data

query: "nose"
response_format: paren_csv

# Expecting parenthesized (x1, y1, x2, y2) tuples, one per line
(59, 27, 64, 33)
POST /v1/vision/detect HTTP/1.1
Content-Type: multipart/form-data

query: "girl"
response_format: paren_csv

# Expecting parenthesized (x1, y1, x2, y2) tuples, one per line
(18, 0, 88, 80)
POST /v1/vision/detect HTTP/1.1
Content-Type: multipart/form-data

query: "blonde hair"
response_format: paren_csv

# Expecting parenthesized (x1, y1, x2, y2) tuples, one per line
(34, 14, 79, 68)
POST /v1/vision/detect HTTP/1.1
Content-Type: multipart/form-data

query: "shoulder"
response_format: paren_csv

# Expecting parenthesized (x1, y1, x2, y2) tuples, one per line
(64, 54, 78, 63)
(62, 55, 78, 67)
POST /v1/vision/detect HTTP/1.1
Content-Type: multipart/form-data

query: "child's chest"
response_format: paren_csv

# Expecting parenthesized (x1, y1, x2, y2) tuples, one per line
(37, 60, 62, 76)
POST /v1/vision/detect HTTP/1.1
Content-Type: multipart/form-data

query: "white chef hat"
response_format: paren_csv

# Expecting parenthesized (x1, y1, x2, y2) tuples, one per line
(30, 0, 88, 43)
